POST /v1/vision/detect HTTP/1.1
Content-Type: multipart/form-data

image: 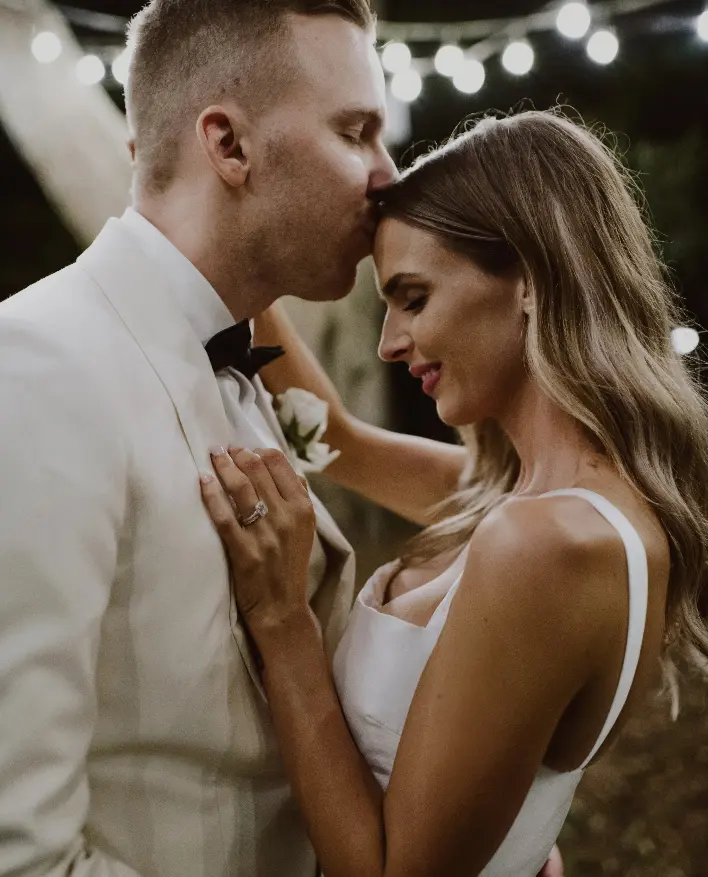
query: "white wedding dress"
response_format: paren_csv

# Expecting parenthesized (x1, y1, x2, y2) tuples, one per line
(332, 488, 649, 875)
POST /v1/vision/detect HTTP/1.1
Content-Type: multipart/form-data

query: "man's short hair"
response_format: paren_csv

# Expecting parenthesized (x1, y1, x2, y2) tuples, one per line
(126, 0, 375, 193)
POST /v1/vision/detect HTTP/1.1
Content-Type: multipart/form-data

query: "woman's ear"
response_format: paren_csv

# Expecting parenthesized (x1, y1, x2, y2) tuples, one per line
(196, 105, 251, 188)
(519, 278, 535, 316)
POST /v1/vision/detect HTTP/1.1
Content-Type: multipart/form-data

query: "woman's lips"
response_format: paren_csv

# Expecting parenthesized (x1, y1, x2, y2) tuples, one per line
(421, 365, 442, 396)
(409, 362, 443, 397)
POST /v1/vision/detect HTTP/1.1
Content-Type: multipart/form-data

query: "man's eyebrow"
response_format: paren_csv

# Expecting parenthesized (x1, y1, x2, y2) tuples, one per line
(332, 106, 384, 129)
(378, 272, 423, 300)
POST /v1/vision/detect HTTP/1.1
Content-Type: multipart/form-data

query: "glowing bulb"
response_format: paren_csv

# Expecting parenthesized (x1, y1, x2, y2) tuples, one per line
(671, 327, 700, 355)
(31, 31, 62, 63)
(111, 50, 130, 85)
(390, 69, 422, 103)
(435, 44, 465, 77)
(453, 59, 485, 95)
(556, 2, 592, 39)
(76, 55, 106, 85)
(501, 40, 534, 76)
(381, 42, 412, 74)
(697, 10, 708, 42)
(586, 30, 619, 65)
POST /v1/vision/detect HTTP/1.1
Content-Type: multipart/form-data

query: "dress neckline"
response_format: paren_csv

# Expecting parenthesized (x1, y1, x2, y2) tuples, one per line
(359, 545, 470, 631)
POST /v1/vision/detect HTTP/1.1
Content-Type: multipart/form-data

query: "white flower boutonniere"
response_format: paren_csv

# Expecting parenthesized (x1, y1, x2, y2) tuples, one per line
(275, 387, 341, 474)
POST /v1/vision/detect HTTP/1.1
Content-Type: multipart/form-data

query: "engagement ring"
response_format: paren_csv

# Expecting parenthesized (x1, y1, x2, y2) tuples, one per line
(240, 500, 269, 527)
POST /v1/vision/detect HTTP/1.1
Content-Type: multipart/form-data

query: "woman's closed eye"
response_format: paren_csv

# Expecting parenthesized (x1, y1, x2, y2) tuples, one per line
(404, 295, 428, 313)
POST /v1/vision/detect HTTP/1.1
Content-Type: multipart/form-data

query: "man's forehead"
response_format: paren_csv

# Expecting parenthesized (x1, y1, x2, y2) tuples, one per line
(289, 15, 385, 105)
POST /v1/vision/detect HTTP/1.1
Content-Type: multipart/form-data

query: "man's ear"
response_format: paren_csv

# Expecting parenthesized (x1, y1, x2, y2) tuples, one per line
(196, 105, 251, 188)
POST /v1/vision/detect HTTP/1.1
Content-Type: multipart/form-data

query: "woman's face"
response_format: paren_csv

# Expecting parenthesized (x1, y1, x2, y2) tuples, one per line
(374, 218, 529, 427)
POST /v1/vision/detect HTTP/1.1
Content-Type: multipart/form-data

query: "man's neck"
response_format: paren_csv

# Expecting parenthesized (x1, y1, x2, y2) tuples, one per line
(132, 194, 277, 323)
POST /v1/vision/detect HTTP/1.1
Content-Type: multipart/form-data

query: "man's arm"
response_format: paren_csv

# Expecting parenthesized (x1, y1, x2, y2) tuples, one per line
(0, 318, 140, 877)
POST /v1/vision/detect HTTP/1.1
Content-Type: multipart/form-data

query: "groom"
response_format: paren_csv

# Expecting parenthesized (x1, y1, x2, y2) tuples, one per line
(0, 1, 394, 876)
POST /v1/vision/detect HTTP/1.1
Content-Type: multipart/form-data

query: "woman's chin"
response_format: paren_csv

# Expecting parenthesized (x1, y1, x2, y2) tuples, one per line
(436, 395, 477, 429)
(435, 399, 462, 428)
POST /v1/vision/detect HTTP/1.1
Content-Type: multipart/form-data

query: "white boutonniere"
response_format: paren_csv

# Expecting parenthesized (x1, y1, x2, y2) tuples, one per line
(275, 388, 341, 474)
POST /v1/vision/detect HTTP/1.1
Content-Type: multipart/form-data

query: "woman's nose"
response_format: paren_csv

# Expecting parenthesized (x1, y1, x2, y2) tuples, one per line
(378, 316, 412, 363)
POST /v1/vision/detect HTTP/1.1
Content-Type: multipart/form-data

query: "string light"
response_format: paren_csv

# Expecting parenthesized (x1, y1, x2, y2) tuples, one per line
(31, 31, 62, 64)
(697, 9, 708, 42)
(29, 2, 707, 108)
(453, 59, 486, 95)
(556, 2, 592, 40)
(434, 44, 465, 78)
(381, 41, 412, 74)
(76, 54, 106, 85)
(671, 327, 700, 355)
(586, 29, 619, 65)
(391, 69, 422, 103)
(502, 40, 535, 76)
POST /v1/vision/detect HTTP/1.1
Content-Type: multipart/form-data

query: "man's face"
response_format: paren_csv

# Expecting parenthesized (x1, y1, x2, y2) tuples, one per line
(245, 14, 397, 302)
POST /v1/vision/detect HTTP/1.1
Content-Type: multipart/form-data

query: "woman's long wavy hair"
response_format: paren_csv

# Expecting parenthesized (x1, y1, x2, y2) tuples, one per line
(378, 109, 708, 712)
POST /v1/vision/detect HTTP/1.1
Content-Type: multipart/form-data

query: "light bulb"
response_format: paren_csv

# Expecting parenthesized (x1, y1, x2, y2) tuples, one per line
(390, 69, 422, 103)
(453, 59, 485, 95)
(111, 50, 130, 85)
(435, 44, 465, 77)
(76, 55, 106, 85)
(501, 40, 534, 76)
(556, 2, 592, 40)
(31, 31, 62, 64)
(382, 42, 412, 74)
(671, 327, 700, 355)
(697, 10, 708, 42)
(586, 29, 619, 65)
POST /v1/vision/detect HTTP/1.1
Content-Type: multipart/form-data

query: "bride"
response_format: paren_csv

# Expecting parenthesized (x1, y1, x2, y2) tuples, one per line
(199, 110, 708, 876)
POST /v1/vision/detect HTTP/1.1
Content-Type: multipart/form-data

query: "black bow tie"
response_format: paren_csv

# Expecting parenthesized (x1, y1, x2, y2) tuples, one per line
(204, 320, 285, 380)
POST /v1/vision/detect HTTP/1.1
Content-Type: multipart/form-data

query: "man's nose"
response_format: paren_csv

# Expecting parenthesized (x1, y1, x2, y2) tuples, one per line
(369, 143, 399, 192)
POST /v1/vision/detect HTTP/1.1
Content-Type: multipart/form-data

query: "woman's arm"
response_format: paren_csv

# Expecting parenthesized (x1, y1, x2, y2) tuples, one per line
(202, 454, 608, 877)
(254, 303, 469, 525)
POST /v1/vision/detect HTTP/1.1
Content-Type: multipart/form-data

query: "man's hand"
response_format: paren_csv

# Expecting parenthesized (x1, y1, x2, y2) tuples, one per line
(537, 845, 564, 877)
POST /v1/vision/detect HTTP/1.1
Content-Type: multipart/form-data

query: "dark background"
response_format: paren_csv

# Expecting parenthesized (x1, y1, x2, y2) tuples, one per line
(2, 3, 707, 873)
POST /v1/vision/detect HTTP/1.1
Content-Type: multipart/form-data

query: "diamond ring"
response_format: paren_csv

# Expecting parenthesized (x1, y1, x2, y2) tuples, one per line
(240, 500, 269, 527)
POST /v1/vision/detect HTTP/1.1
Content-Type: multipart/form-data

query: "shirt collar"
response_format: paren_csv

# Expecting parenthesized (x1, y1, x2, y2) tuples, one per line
(119, 207, 235, 346)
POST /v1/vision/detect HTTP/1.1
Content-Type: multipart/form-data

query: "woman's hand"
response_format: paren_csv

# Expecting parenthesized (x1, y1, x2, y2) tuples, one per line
(200, 447, 317, 637)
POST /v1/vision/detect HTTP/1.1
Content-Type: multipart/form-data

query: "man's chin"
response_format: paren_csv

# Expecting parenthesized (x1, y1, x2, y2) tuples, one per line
(305, 266, 360, 303)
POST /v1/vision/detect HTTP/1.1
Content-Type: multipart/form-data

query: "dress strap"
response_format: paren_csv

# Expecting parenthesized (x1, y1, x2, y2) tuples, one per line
(539, 488, 649, 769)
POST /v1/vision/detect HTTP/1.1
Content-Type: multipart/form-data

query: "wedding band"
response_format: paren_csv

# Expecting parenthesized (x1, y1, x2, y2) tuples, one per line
(240, 500, 269, 527)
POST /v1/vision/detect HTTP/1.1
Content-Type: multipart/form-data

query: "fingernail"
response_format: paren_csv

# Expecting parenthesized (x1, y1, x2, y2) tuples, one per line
(200, 472, 215, 484)
(227, 446, 244, 455)
(209, 446, 227, 457)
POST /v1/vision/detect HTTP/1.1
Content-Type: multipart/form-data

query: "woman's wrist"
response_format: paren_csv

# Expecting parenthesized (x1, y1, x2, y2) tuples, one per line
(246, 603, 322, 664)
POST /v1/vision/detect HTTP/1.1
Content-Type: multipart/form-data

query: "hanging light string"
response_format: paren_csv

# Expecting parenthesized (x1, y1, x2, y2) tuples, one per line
(28, 1, 708, 100)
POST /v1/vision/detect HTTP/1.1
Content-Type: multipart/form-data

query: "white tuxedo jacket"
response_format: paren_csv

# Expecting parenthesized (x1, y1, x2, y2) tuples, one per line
(0, 220, 355, 877)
